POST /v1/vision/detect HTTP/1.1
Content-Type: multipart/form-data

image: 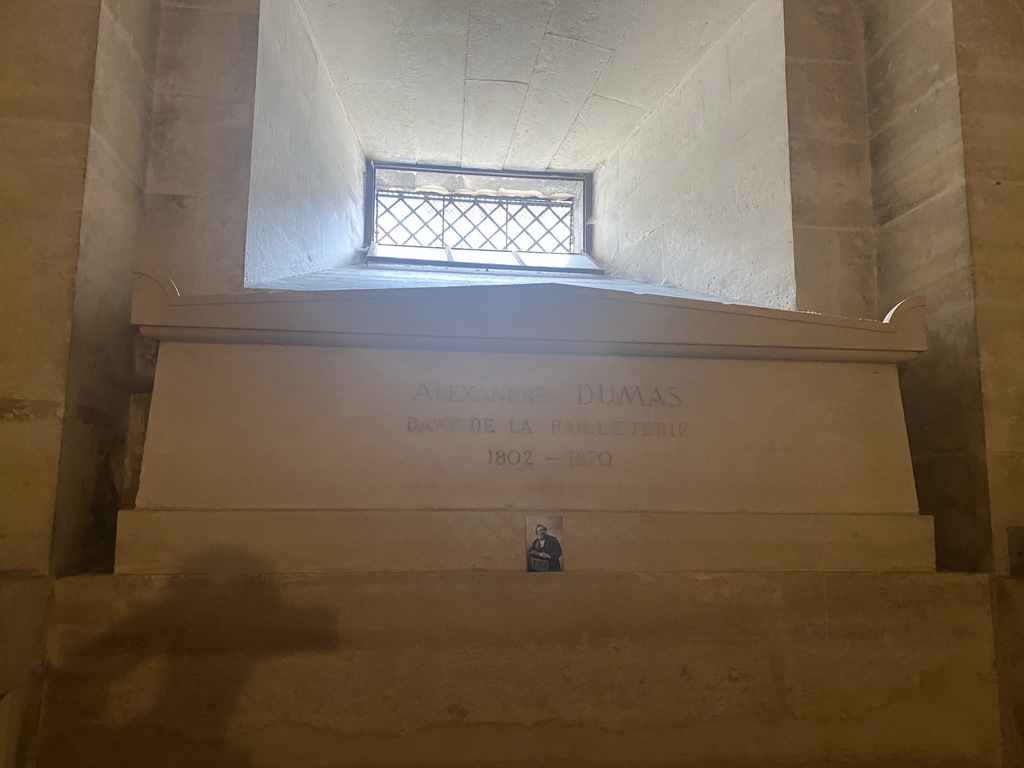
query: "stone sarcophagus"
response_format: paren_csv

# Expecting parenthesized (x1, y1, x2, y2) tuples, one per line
(120, 270, 934, 574)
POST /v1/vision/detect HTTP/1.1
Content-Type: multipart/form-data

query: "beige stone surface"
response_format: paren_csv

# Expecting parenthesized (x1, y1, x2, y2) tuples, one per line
(789, 137, 873, 230)
(872, 177, 988, 570)
(952, 0, 1024, 577)
(88, 3, 159, 186)
(0, 75, 90, 406)
(0, 201, 78, 402)
(244, 0, 364, 287)
(785, 0, 876, 319)
(115, 509, 936, 574)
(0, 576, 50, 693)
(0, 577, 49, 768)
(504, 33, 612, 170)
(866, 0, 958, 135)
(49, 0, 162, 576)
(793, 226, 875, 320)
(0, 576, 51, 768)
(297, 0, 754, 171)
(141, 188, 250, 295)
(135, 342, 920, 517)
(861, 0, 933, 59)
(865, 0, 962, 223)
(0, 107, 82, 577)
(35, 570, 1001, 767)
(147, 91, 256, 198)
(786, 57, 869, 143)
(0, 420, 62, 573)
(0, 1, 105, 755)
(784, 0, 863, 62)
(870, 82, 967, 226)
(863, 0, 991, 573)
(959, 73, 1024, 183)
(0, 0, 102, 125)
(595, 0, 796, 310)
(0, 0, 102, 578)
(140, 0, 258, 295)
(995, 578, 1024, 767)
(875, 184, 974, 312)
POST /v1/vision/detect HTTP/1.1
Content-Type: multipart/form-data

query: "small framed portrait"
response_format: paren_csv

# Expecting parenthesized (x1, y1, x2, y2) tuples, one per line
(526, 516, 564, 572)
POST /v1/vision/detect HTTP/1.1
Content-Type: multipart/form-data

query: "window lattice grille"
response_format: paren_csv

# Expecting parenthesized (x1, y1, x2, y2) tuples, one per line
(375, 191, 574, 253)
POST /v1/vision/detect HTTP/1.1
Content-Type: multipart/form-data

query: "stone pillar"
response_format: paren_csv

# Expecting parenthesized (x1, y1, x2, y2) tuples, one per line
(50, 0, 162, 578)
(782, 0, 996, 571)
(1, 0, 164, 761)
(0, 0, 103, 762)
(949, 2, 1024, 765)
(785, 0, 877, 320)
(0, 0, 101, 575)
(860, 0, 992, 572)
(140, 0, 260, 295)
(950, 0, 1024, 578)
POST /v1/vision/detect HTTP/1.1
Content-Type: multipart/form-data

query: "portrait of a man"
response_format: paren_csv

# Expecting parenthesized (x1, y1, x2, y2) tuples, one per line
(526, 520, 563, 572)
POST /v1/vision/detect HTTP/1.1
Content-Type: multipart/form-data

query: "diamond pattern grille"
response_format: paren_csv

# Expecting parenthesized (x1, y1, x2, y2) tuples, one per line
(376, 191, 574, 253)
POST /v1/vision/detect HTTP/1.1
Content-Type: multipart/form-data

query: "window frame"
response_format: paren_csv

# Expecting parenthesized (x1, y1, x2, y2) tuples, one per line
(364, 160, 596, 274)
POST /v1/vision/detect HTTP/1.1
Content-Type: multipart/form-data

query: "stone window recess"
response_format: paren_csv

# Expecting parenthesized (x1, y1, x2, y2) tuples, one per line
(366, 161, 601, 275)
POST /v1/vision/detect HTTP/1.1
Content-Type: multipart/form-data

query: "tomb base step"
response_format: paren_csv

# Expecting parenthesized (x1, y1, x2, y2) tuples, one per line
(115, 508, 936, 574)
(38, 570, 999, 768)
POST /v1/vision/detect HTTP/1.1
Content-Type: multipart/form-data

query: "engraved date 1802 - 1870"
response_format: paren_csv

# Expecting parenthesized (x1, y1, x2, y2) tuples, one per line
(487, 450, 613, 467)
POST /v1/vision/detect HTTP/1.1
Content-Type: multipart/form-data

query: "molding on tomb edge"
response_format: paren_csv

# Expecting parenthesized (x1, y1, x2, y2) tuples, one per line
(129, 266, 928, 362)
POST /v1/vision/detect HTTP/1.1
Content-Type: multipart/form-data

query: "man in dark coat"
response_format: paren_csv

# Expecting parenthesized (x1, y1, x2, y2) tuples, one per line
(527, 524, 563, 572)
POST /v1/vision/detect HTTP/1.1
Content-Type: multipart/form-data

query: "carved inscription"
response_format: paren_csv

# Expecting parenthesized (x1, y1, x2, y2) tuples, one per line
(575, 384, 682, 407)
(549, 420, 688, 437)
(406, 380, 690, 470)
(413, 384, 548, 404)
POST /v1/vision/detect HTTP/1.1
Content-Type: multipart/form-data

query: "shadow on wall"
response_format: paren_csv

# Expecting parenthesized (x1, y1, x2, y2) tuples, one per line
(37, 547, 339, 768)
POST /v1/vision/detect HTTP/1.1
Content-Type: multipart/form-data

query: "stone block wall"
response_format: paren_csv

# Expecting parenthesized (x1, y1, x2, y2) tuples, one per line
(0, 0, 102, 759)
(141, 0, 260, 295)
(0, 577, 51, 768)
(594, 0, 797, 310)
(244, 0, 365, 287)
(862, 0, 992, 572)
(35, 571, 1004, 767)
(951, 0, 1024, 577)
(995, 578, 1024, 767)
(0, 0, 163, 759)
(952, 5, 1024, 757)
(0, 0, 101, 575)
(785, 0, 877, 319)
(50, 0, 162, 578)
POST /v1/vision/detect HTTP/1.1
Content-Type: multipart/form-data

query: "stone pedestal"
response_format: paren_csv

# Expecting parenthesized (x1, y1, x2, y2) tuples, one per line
(36, 271, 1001, 768)
(36, 571, 1002, 768)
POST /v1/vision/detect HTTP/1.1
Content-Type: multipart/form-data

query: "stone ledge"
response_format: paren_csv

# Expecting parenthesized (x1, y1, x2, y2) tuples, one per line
(37, 570, 1000, 767)
(115, 509, 936, 574)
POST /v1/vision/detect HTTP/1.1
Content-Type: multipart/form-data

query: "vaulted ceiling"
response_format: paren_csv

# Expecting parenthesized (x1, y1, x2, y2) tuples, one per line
(299, 0, 757, 172)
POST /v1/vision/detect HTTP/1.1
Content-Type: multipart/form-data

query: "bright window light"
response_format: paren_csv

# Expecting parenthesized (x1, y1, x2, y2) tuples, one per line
(365, 161, 602, 275)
